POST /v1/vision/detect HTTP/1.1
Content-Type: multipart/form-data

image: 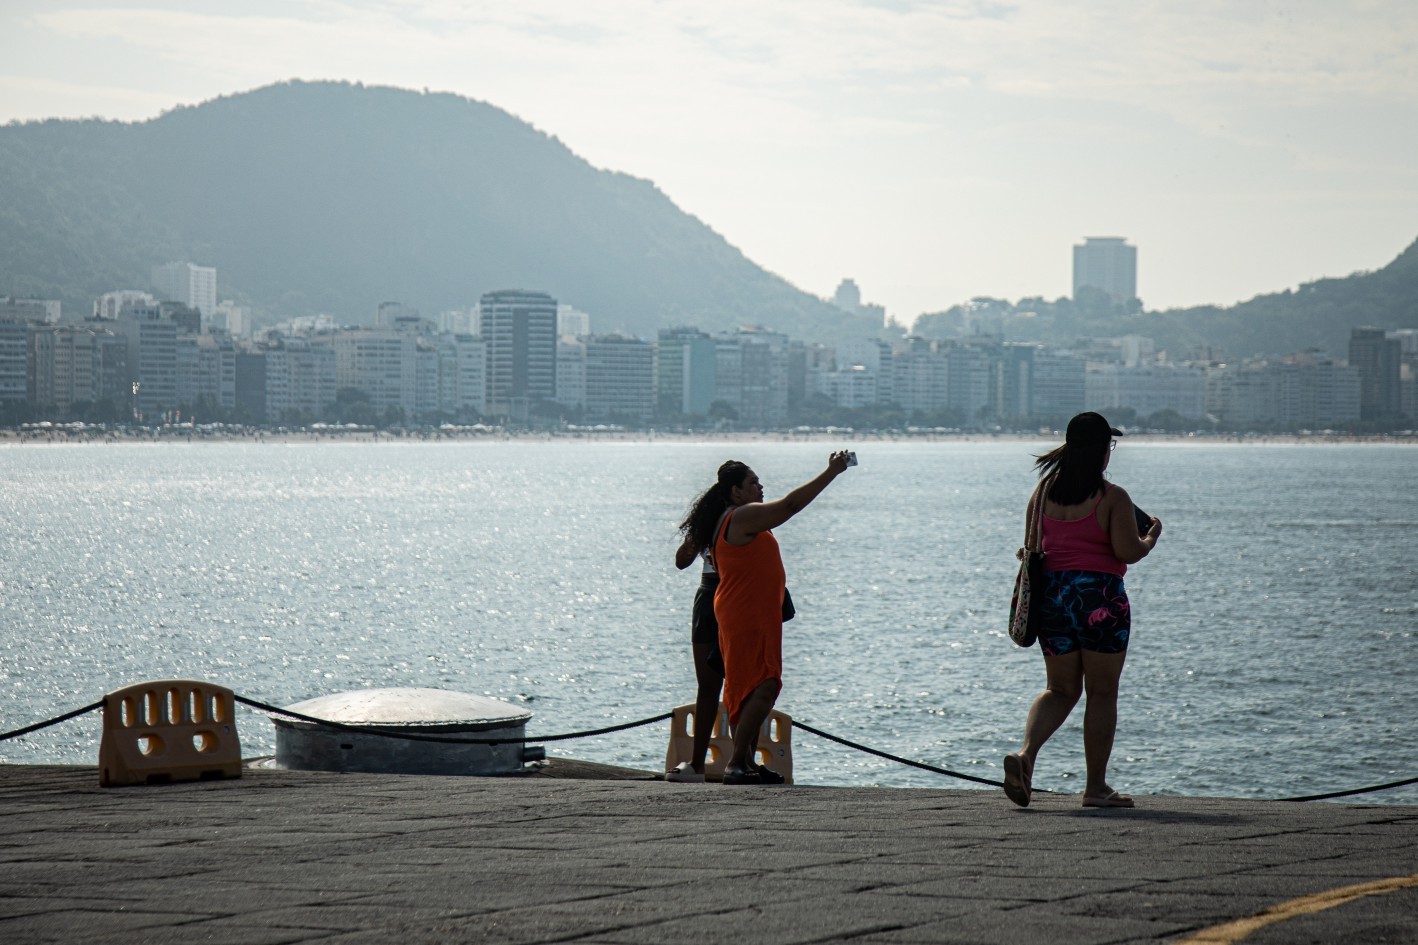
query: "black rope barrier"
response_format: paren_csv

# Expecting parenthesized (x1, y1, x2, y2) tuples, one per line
(790, 718, 1063, 793)
(3, 695, 1416, 805)
(232, 695, 671, 746)
(0, 700, 104, 743)
(1278, 776, 1418, 803)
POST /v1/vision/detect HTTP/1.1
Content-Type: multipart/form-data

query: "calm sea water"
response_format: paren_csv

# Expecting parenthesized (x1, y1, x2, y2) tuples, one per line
(2, 438, 1414, 804)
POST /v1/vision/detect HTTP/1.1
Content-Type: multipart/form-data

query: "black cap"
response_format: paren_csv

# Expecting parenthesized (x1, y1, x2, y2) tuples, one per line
(1065, 412, 1122, 446)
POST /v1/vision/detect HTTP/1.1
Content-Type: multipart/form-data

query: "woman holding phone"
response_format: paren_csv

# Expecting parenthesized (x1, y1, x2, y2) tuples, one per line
(1004, 413, 1162, 809)
(672, 452, 851, 785)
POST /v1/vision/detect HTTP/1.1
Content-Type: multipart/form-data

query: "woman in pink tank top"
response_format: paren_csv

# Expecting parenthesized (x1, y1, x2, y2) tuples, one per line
(1003, 412, 1163, 810)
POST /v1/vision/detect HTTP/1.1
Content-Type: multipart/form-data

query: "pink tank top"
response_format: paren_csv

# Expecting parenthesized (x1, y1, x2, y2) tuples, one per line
(1041, 486, 1126, 577)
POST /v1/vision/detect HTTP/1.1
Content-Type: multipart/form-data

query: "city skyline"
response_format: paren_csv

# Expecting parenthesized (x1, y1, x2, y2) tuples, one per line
(7, 285, 1412, 432)
(2, 2, 1415, 322)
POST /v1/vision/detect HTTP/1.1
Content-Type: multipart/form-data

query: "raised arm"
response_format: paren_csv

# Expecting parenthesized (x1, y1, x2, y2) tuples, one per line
(1103, 485, 1162, 564)
(726, 451, 851, 543)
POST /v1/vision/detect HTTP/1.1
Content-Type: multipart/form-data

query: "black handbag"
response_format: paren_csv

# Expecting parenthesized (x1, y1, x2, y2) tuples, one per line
(1008, 478, 1050, 647)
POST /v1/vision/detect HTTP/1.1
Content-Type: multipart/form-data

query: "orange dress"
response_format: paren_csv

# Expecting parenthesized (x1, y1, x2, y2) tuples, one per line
(713, 509, 786, 725)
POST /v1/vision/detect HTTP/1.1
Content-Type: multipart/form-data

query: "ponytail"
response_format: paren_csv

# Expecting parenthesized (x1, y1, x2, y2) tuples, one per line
(678, 460, 750, 555)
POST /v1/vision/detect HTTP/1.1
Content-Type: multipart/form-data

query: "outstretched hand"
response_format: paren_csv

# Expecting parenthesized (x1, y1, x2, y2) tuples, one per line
(827, 450, 852, 474)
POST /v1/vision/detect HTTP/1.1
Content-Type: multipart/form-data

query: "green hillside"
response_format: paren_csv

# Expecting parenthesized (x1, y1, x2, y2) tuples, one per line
(0, 81, 878, 342)
(913, 238, 1418, 358)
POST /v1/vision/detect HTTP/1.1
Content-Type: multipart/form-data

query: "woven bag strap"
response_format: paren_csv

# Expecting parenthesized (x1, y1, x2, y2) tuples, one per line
(1026, 475, 1054, 553)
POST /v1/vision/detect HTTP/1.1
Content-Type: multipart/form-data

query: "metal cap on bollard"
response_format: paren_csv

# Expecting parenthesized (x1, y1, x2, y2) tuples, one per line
(268, 687, 541, 776)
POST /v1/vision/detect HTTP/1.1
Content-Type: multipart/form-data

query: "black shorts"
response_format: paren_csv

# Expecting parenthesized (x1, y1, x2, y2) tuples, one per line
(691, 573, 720, 646)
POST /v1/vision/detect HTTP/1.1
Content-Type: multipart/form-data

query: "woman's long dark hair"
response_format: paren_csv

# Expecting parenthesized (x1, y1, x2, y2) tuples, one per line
(1034, 440, 1109, 506)
(678, 460, 750, 555)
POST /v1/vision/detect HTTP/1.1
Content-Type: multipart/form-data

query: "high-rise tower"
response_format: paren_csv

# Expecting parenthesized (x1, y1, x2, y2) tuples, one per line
(151, 262, 217, 319)
(479, 290, 558, 420)
(1348, 326, 1403, 420)
(1072, 238, 1137, 306)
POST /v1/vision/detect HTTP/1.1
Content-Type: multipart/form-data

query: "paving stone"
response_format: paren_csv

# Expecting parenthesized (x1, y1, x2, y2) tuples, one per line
(1, 764, 1415, 944)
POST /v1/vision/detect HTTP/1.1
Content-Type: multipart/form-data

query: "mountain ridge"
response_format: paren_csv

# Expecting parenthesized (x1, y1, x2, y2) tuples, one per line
(2, 79, 1414, 356)
(0, 80, 879, 342)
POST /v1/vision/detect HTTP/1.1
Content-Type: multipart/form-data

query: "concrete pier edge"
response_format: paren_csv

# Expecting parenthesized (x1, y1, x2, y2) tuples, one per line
(2, 763, 1416, 945)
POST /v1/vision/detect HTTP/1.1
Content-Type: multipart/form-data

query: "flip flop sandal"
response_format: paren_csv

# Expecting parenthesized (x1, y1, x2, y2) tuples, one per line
(1081, 791, 1135, 808)
(723, 767, 773, 785)
(753, 764, 785, 784)
(1003, 753, 1032, 807)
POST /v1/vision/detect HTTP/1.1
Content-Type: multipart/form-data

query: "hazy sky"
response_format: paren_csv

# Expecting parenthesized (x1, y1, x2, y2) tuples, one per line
(3, 1, 1416, 323)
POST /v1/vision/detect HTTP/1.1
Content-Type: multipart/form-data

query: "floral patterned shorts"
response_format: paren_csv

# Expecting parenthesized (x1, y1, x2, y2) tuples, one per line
(1038, 570, 1130, 656)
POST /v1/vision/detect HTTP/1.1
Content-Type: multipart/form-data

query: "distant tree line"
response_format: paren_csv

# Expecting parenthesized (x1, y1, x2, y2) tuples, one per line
(6, 393, 1413, 435)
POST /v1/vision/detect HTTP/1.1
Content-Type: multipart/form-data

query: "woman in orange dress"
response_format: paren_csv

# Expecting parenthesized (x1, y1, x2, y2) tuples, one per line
(677, 453, 851, 785)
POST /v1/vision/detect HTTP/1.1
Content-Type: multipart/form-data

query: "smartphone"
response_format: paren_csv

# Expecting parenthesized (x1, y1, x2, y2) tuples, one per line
(845, 451, 858, 467)
(1133, 504, 1152, 535)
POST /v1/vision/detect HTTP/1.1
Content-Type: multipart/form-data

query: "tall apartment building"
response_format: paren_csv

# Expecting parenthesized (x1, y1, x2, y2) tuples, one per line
(266, 339, 337, 423)
(1029, 349, 1087, 422)
(1206, 363, 1279, 428)
(656, 327, 716, 416)
(151, 262, 217, 319)
(831, 338, 889, 408)
(715, 328, 789, 427)
(585, 336, 655, 421)
(1086, 363, 1205, 420)
(1391, 329, 1418, 421)
(789, 342, 826, 409)
(1072, 237, 1137, 305)
(889, 338, 950, 416)
(29, 323, 128, 415)
(997, 345, 1035, 420)
(480, 290, 557, 419)
(116, 303, 179, 419)
(1206, 360, 1360, 428)
(415, 343, 440, 419)
(176, 333, 237, 412)
(557, 305, 591, 338)
(30, 326, 85, 412)
(436, 334, 487, 418)
(234, 349, 269, 422)
(944, 342, 996, 421)
(826, 365, 875, 409)
(1276, 359, 1360, 428)
(555, 339, 587, 411)
(0, 306, 38, 403)
(322, 329, 420, 420)
(1348, 327, 1403, 420)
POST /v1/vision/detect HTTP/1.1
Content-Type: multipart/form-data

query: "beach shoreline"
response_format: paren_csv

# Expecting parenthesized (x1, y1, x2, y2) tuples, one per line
(3, 427, 1415, 447)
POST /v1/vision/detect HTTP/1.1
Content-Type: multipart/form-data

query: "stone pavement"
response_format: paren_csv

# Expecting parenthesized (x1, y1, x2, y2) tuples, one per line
(1, 763, 1416, 945)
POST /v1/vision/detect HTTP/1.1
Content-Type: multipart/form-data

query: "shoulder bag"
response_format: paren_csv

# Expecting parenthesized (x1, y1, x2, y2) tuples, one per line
(1008, 477, 1050, 647)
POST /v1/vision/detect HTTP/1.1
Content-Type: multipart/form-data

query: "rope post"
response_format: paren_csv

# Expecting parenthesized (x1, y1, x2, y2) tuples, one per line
(99, 680, 242, 787)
